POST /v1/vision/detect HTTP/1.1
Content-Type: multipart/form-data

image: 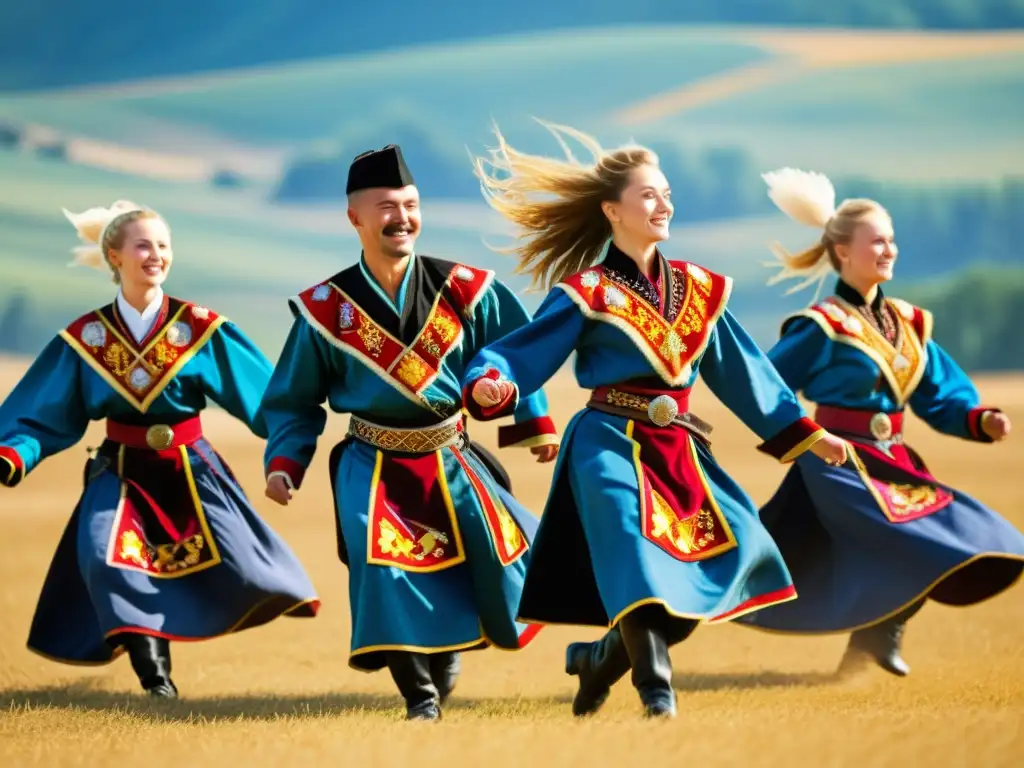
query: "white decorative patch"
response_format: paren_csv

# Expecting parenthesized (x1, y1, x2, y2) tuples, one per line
(339, 302, 355, 330)
(311, 284, 331, 302)
(686, 263, 711, 287)
(842, 316, 863, 335)
(191, 306, 210, 320)
(892, 354, 910, 372)
(166, 321, 193, 348)
(580, 270, 601, 289)
(891, 298, 915, 321)
(80, 321, 106, 348)
(602, 285, 626, 308)
(128, 366, 153, 392)
(822, 303, 847, 322)
(455, 267, 475, 282)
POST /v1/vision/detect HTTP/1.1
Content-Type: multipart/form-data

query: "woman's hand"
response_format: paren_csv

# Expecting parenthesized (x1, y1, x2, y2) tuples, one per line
(982, 411, 1011, 441)
(809, 432, 850, 466)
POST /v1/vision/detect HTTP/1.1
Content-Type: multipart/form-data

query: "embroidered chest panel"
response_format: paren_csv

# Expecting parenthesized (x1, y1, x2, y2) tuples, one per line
(60, 301, 224, 412)
(296, 264, 491, 416)
(557, 261, 732, 386)
(805, 296, 930, 405)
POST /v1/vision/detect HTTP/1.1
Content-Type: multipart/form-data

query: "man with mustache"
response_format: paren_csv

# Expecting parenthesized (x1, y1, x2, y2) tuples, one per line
(258, 145, 559, 720)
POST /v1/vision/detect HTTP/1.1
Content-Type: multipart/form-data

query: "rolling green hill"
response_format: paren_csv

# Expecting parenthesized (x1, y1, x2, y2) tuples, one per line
(1, 23, 1021, 362)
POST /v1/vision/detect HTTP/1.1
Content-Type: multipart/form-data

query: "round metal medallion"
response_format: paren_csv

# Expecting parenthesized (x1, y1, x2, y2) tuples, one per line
(869, 412, 893, 441)
(128, 366, 153, 391)
(647, 394, 679, 427)
(145, 424, 175, 450)
(166, 321, 193, 348)
(80, 321, 107, 348)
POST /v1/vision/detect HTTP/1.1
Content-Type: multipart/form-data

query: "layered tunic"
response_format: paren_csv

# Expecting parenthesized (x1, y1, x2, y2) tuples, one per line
(462, 245, 826, 630)
(258, 254, 557, 671)
(0, 294, 319, 664)
(737, 281, 1024, 634)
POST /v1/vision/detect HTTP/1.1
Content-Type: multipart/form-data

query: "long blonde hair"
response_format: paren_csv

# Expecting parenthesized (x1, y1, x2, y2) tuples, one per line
(62, 200, 165, 284)
(471, 120, 658, 291)
(761, 168, 889, 299)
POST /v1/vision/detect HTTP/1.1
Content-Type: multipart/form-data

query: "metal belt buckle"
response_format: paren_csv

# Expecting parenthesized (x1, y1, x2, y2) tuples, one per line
(145, 424, 175, 450)
(869, 413, 893, 441)
(647, 395, 679, 427)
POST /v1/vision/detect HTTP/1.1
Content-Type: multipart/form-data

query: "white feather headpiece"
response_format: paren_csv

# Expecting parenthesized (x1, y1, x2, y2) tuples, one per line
(760, 168, 838, 301)
(61, 200, 145, 273)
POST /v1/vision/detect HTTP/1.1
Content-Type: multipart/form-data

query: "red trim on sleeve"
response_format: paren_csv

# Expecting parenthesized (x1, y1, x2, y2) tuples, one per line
(0, 445, 24, 487)
(756, 417, 824, 462)
(268, 456, 307, 489)
(967, 407, 1000, 443)
(497, 416, 558, 448)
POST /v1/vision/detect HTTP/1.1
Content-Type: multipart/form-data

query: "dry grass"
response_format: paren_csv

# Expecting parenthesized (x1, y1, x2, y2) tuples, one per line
(0, 359, 1022, 767)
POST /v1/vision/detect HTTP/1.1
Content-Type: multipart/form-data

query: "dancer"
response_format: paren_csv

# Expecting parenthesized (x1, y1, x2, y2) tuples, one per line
(0, 200, 319, 697)
(734, 167, 1023, 676)
(259, 144, 558, 721)
(460, 122, 848, 718)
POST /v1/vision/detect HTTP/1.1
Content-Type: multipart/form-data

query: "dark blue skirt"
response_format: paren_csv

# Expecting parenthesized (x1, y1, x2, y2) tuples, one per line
(738, 438, 1024, 634)
(26, 438, 320, 665)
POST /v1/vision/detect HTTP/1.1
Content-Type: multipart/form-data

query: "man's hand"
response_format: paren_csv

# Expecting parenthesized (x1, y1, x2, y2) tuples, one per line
(472, 376, 514, 408)
(265, 474, 293, 506)
(531, 444, 559, 463)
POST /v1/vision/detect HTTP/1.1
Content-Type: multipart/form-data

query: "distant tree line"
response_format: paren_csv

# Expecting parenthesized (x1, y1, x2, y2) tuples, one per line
(276, 128, 1024, 282)
(899, 266, 1024, 373)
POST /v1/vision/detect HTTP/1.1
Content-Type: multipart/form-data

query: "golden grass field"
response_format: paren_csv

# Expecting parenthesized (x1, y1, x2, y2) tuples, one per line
(0, 358, 1022, 767)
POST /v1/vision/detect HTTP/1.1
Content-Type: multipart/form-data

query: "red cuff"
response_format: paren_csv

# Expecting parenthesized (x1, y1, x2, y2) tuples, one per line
(267, 456, 307, 489)
(462, 368, 518, 422)
(0, 445, 24, 488)
(967, 407, 1000, 442)
(756, 417, 825, 463)
(498, 416, 558, 449)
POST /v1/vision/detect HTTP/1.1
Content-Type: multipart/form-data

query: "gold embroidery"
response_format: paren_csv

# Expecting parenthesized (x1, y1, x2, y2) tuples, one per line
(395, 355, 429, 387)
(378, 518, 447, 561)
(149, 340, 178, 369)
(358, 324, 385, 357)
(431, 313, 458, 344)
(152, 535, 205, 573)
(119, 531, 149, 568)
(103, 342, 132, 378)
(421, 333, 443, 358)
(825, 298, 924, 400)
(348, 415, 463, 453)
(885, 483, 939, 517)
(495, 505, 523, 558)
(649, 489, 717, 555)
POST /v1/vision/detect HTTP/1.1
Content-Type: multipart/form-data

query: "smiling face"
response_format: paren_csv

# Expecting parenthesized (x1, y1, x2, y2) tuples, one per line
(347, 185, 421, 259)
(106, 216, 173, 289)
(834, 209, 897, 287)
(601, 163, 673, 245)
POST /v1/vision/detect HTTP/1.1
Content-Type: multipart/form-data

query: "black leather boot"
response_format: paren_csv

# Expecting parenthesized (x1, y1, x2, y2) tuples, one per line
(120, 634, 177, 698)
(386, 651, 442, 720)
(618, 612, 677, 718)
(840, 600, 924, 677)
(565, 626, 631, 716)
(429, 651, 461, 705)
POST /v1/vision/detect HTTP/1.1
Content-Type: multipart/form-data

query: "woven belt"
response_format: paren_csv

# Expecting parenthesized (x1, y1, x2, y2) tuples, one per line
(815, 405, 904, 443)
(348, 412, 466, 454)
(588, 386, 713, 442)
(106, 416, 203, 451)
